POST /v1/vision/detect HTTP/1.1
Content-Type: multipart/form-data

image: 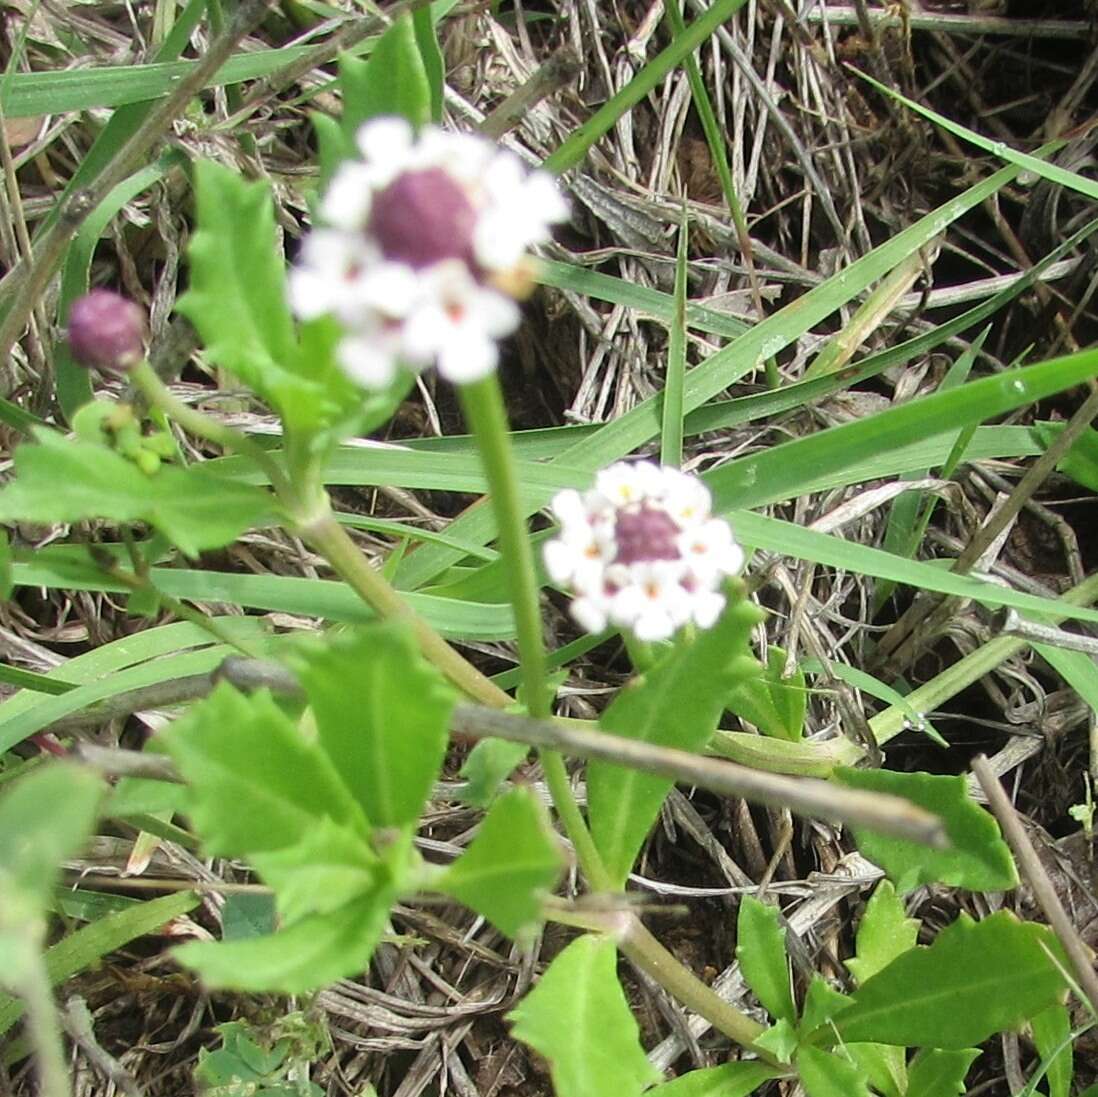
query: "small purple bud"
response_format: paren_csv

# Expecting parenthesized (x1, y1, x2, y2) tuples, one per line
(67, 290, 146, 373)
(370, 168, 478, 270)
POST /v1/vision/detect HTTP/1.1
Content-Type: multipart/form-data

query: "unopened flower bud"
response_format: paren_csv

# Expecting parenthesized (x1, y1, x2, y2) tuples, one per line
(67, 290, 145, 373)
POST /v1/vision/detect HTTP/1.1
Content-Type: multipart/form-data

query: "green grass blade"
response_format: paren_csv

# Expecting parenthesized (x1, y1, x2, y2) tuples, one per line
(0, 890, 199, 1037)
(855, 71, 1095, 201)
(542, 0, 750, 173)
(660, 212, 689, 467)
(394, 156, 1040, 589)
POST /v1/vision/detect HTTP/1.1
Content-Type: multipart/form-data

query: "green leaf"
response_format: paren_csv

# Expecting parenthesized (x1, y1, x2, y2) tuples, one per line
(339, 17, 430, 136)
(177, 161, 299, 404)
(726, 646, 806, 742)
(222, 893, 277, 942)
(251, 817, 383, 925)
(174, 894, 393, 994)
(795, 1047, 871, 1097)
(799, 976, 852, 1035)
(905, 1048, 980, 1097)
(1036, 422, 1098, 492)
(846, 1044, 906, 1097)
(164, 683, 367, 855)
(647, 1061, 778, 1097)
(411, 7, 444, 123)
(736, 896, 795, 1023)
(834, 768, 1017, 894)
(296, 625, 454, 829)
(0, 763, 102, 907)
(753, 1018, 798, 1064)
(458, 738, 530, 807)
(834, 912, 1069, 1048)
(0, 429, 271, 556)
(588, 595, 764, 887)
(844, 881, 920, 985)
(1030, 1003, 1072, 1097)
(436, 787, 562, 938)
(508, 934, 660, 1097)
(0, 889, 199, 1036)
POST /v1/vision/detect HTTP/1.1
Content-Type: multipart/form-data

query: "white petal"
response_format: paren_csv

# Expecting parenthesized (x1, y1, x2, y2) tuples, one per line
(356, 116, 414, 165)
(288, 267, 335, 320)
(549, 489, 588, 528)
(473, 212, 529, 273)
(321, 162, 375, 230)
(691, 591, 726, 630)
(437, 329, 499, 383)
(571, 596, 609, 635)
(337, 334, 400, 388)
(472, 290, 520, 337)
(543, 539, 578, 585)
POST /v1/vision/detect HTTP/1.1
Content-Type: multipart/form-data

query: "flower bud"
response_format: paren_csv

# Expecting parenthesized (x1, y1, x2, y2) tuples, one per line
(67, 290, 146, 373)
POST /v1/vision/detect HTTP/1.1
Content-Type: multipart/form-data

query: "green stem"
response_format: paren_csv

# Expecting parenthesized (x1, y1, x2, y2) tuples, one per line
(460, 376, 612, 891)
(129, 361, 292, 498)
(544, 901, 773, 1060)
(299, 509, 514, 710)
(19, 940, 70, 1097)
(620, 917, 773, 1060)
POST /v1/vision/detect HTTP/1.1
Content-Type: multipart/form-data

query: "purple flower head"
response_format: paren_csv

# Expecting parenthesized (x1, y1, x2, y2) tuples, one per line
(67, 290, 145, 373)
(544, 462, 745, 642)
(289, 118, 568, 388)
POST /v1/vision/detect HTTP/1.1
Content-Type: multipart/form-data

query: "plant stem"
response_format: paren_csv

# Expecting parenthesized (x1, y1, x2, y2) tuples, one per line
(299, 509, 514, 710)
(131, 362, 520, 710)
(620, 916, 773, 1059)
(129, 361, 292, 497)
(459, 376, 612, 890)
(19, 939, 71, 1097)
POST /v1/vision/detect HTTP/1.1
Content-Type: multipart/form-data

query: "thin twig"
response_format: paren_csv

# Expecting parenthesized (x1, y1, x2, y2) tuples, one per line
(971, 754, 1098, 1019)
(70, 657, 943, 845)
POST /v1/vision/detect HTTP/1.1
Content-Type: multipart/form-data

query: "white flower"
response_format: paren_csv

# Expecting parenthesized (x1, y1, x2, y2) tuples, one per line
(290, 117, 568, 388)
(544, 462, 745, 642)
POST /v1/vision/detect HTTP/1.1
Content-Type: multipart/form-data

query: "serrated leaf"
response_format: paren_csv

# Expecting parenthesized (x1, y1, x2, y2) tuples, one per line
(458, 738, 530, 807)
(251, 816, 382, 925)
(588, 595, 764, 887)
(835, 912, 1069, 1048)
(834, 767, 1017, 894)
(436, 787, 562, 938)
(736, 896, 795, 1023)
(905, 1048, 980, 1097)
(647, 1061, 778, 1097)
(296, 625, 454, 829)
(338, 17, 431, 137)
(508, 934, 660, 1097)
(799, 976, 852, 1035)
(726, 646, 806, 741)
(795, 1047, 872, 1097)
(164, 683, 367, 854)
(177, 161, 300, 400)
(1031, 1003, 1072, 1097)
(847, 1044, 905, 1097)
(174, 893, 392, 993)
(0, 763, 102, 908)
(845, 880, 920, 985)
(0, 429, 271, 556)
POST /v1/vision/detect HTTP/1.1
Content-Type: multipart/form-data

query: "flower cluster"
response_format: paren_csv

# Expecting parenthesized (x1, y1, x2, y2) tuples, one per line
(544, 462, 745, 642)
(289, 117, 568, 388)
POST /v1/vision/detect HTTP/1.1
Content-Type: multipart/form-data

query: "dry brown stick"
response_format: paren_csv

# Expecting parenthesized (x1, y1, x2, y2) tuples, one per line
(450, 705, 945, 846)
(971, 754, 1098, 1018)
(478, 47, 581, 140)
(71, 658, 944, 846)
